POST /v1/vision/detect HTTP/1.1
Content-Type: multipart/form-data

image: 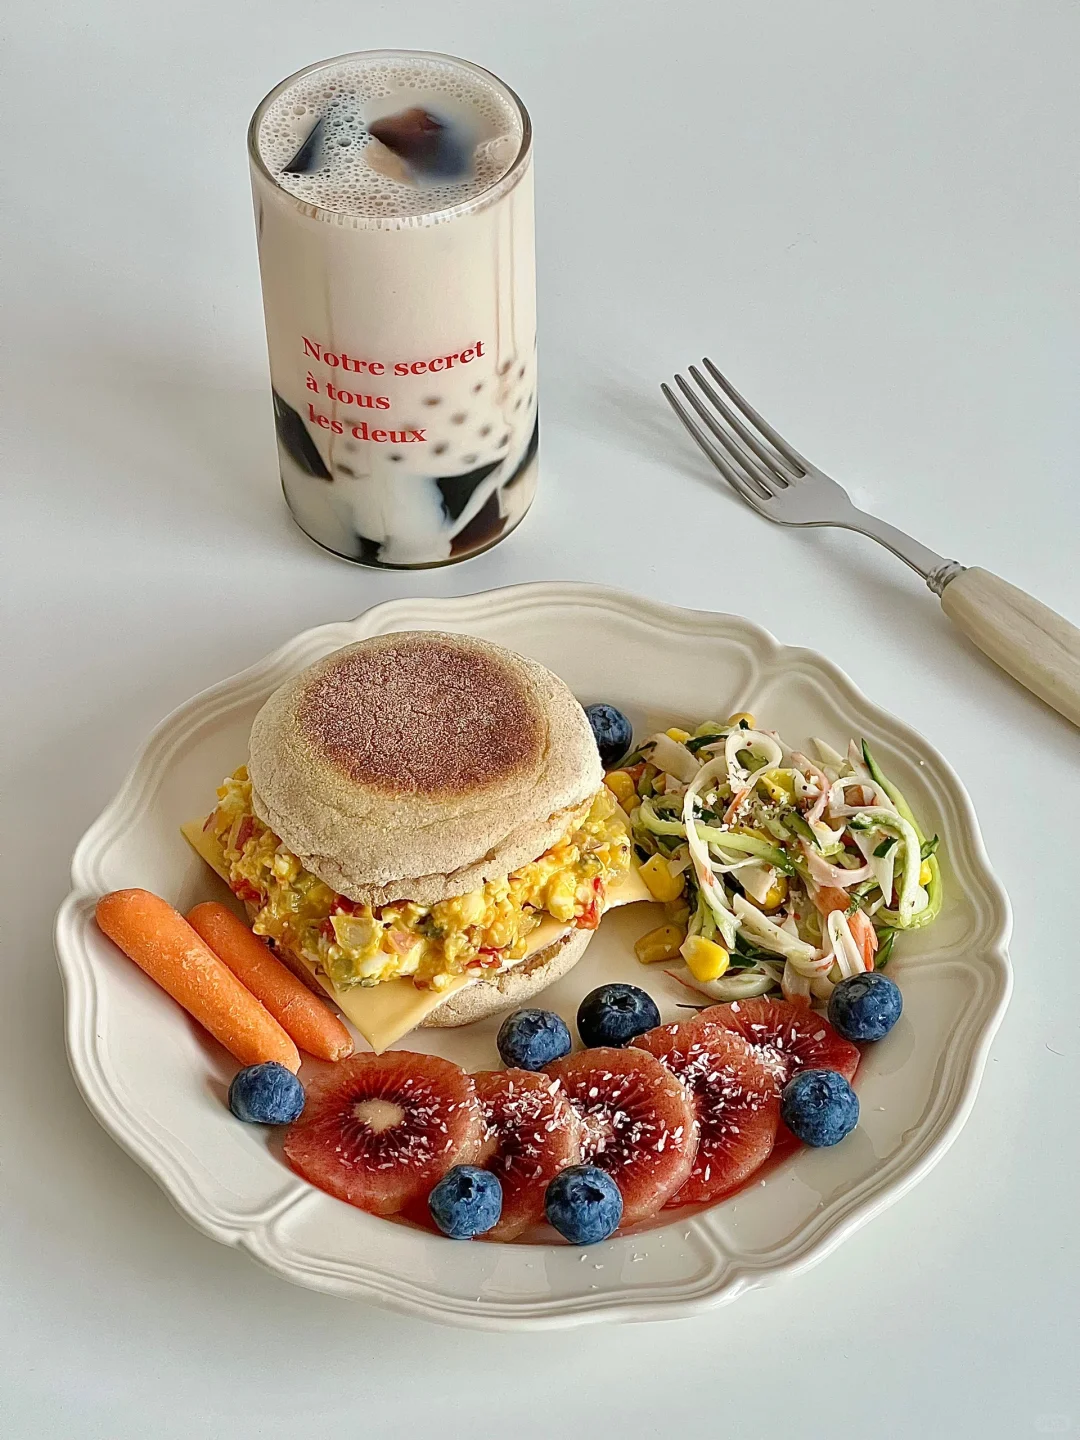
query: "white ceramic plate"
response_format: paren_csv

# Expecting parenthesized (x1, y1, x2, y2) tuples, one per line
(56, 584, 1011, 1329)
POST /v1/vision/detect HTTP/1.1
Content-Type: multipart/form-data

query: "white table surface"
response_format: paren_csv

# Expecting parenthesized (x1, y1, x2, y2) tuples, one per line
(4, 0, 1078, 1434)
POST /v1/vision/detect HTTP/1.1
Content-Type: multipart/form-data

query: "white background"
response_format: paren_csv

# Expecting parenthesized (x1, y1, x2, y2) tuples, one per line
(3, 1, 1078, 1435)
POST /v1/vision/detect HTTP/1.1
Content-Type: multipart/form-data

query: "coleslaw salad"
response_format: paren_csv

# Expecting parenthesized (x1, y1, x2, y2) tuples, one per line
(611, 717, 942, 1005)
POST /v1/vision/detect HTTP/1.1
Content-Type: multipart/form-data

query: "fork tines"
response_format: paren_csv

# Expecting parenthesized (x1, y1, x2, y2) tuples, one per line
(661, 359, 806, 503)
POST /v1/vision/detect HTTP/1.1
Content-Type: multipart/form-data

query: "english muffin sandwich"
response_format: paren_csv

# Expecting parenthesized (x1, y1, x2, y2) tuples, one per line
(183, 632, 647, 1051)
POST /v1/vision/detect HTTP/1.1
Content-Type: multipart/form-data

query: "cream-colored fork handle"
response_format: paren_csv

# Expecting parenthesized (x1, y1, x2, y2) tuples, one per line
(940, 567, 1080, 726)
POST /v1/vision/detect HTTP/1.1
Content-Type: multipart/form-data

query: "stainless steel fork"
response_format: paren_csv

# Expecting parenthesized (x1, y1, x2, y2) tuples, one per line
(663, 359, 1080, 728)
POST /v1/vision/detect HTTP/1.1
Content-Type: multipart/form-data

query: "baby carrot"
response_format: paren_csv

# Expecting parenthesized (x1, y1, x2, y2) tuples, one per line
(95, 889, 300, 1072)
(186, 902, 353, 1062)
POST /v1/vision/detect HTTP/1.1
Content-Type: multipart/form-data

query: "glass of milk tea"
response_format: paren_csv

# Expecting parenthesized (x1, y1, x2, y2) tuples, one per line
(248, 51, 536, 568)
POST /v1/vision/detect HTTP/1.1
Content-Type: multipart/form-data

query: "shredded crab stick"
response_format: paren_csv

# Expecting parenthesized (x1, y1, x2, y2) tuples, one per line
(681, 756, 740, 947)
(95, 889, 301, 1071)
(186, 903, 353, 1062)
(621, 717, 941, 1004)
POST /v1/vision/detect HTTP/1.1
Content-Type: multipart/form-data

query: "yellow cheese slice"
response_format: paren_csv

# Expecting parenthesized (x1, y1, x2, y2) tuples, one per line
(606, 860, 652, 907)
(181, 811, 650, 1053)
(308, 968, 475, 1053)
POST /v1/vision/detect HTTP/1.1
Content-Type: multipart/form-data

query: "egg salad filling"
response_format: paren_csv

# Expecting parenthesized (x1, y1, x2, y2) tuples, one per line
(206, 768, 632, 992)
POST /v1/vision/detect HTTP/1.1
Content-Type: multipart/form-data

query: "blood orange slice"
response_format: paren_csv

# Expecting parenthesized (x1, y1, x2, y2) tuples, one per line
(545, 1047, 698, 1227)
(632, 1021, 780, 1204)
(700, 997, 860, 1090)
(283, 1052, 484, 1216)
(472, 1069, 583, 1241)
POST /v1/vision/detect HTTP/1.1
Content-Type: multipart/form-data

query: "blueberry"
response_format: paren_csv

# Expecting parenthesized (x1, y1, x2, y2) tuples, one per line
(428, 1166, 503, 1239)
(828, 972, 903, 1043)
(583, 703, 633, 766)
(545, 1165, 623, 1244)
(497, 1008, 572, 1070)
(577, 983, 661, 1049)
(781, 1069, 859, 1147)
(228, 1062, 305, 1124)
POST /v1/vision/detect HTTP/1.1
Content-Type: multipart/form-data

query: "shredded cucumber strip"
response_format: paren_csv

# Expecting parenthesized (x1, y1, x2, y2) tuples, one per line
(724, 728, 783, 790)
(861, 742, 944, 929)
(638, 795, 795, 875)
(706, 831, 795, 874)
(836, 804, 923, 924)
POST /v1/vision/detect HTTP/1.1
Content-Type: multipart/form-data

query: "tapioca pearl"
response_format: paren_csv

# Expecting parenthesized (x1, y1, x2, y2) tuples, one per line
(336, 462, 357, 476)
(498, 433, 510, 448)
(433, 442, 448, 455)
(513, 397, 523, 411)
(517, 364, 526, 379)
(472, 381, 483, 394)
(498, 359, 514, 376)
(423, 395, 441, 406)
(462, 453, 478, 465)
(478, 424, 492, 437)
(450, 412, 466, 424)
(388, 453, 404, 462)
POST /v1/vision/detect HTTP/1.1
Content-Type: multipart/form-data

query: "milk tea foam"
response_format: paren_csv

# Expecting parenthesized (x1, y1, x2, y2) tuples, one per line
(249, 51, 537, 567)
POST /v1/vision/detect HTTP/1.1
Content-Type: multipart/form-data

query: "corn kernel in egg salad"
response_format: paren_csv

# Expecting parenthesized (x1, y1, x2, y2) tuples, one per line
(208, 769, 631, 992)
